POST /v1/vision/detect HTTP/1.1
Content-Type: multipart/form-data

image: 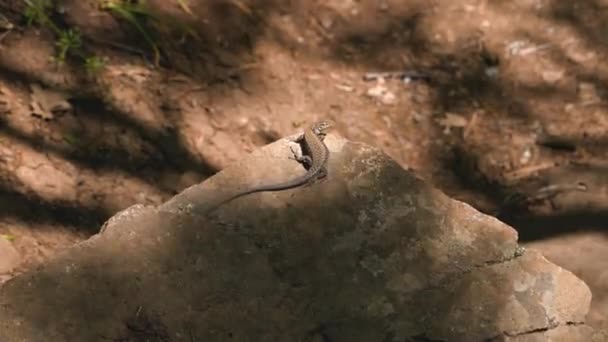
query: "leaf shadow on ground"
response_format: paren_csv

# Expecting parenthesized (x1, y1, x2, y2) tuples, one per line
(0, 1, 606, 238)
(0, 0, 278, 230)
(300, 0, 608, 240)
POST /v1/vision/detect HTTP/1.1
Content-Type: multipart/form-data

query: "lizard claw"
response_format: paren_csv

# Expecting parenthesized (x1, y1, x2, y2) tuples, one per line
(288, 145, 300, 160)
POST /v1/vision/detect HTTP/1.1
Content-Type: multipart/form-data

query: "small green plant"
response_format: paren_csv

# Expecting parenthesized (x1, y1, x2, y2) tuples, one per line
(55, 28, 82, 64)
(102, 0, 161, 65)
(23, 0, 54, 28)
(24, 0, 78, 63)
(22, 0, 106, 70)
(0, 234, 15, 241)
(176, 0, 193, 16)
(84, 55, 106, 73)
(63, 132, 81, 146)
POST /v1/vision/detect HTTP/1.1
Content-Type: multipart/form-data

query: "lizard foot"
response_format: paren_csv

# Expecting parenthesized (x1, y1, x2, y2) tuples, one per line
(289, 145, 312, 167)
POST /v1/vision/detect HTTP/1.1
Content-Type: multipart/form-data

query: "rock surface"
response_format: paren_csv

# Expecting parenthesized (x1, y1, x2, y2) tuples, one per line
(0, 135, 599, 341)
(0, 237, 20, 275)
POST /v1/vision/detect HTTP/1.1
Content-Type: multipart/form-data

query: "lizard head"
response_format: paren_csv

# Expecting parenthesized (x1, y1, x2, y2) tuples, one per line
(311, 120, 332, 135)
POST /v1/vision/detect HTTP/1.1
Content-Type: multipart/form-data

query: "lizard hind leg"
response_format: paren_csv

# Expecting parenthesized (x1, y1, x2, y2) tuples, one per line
(304, 167, 328, 187)
(316, 167, 328, 183)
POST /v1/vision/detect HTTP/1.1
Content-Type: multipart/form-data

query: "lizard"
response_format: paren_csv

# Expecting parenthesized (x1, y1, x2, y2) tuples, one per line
(204, 120, 332, 215)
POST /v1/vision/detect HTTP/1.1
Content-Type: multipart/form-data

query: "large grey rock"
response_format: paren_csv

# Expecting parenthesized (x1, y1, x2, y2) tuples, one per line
(0, 135, 597, 341)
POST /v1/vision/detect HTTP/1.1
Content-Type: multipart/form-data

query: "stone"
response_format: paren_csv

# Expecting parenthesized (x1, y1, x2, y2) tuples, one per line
(0, 237, 21, 274)
(0, 135, 597, 341)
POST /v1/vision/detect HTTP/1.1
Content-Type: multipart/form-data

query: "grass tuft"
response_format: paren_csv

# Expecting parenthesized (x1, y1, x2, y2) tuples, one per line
(101, 0, 161, 65)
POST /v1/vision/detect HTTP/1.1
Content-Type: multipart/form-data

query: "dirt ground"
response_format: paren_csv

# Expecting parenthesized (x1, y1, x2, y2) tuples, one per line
(0, 0, 607, 330)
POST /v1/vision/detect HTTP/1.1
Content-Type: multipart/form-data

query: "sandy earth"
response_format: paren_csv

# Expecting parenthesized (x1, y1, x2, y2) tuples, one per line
(0, 0, 607, 329)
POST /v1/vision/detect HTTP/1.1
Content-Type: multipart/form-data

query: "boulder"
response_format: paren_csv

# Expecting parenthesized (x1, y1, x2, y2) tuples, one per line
(0, 135, 597, 341)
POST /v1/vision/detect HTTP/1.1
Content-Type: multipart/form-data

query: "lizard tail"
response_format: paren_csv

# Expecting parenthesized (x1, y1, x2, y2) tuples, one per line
(205, 171, 315, 215)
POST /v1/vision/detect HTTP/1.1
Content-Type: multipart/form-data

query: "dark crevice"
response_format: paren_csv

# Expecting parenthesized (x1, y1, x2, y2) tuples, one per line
(475, 246, 527, 268)
(486, 320, 586, 341)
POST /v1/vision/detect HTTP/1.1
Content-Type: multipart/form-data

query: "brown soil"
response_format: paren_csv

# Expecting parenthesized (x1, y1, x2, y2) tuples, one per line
(0, 0, 606, 329)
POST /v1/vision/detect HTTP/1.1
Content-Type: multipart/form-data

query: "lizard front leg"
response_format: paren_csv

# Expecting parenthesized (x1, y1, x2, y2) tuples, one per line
(289, 145, 312, 167)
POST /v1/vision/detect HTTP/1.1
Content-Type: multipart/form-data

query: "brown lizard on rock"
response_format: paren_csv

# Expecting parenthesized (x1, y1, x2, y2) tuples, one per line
(205, 120, 332, 214)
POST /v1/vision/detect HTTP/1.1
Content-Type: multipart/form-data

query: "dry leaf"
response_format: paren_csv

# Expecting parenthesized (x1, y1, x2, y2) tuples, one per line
(29, 83, 72, 120)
